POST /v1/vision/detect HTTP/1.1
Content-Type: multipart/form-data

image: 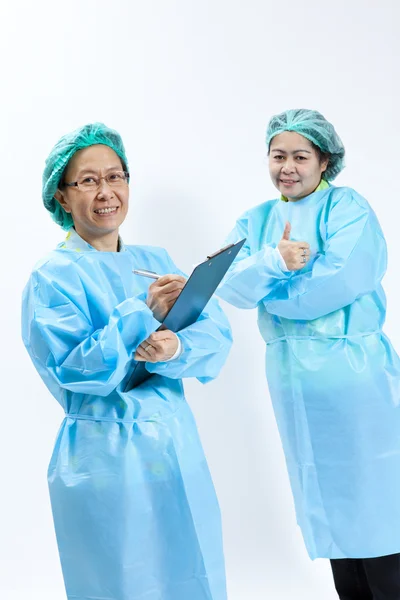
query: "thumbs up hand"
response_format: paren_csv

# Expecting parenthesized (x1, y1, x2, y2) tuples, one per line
(277, 222, 310, 271)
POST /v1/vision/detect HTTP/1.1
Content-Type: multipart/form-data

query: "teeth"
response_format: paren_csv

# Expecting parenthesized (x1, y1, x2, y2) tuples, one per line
(95, 207, 117, 214)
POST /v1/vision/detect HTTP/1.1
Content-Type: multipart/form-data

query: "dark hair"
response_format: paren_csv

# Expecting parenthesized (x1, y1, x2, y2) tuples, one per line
(310, 141, 330, 168)
(58, 168, 67, 190)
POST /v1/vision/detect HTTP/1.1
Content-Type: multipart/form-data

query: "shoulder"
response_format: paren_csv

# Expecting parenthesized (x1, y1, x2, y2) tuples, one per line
(325, 185, 371, 212)
(233, 199, 279, 232)
(31, 248, 82, 274)
(26, 249, 86, 292)
(323, 186, 382, 238)
(239, 198, 279, 221)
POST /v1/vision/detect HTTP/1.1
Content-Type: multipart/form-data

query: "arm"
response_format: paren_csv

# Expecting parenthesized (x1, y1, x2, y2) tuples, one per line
(145, 252, 233, 383)
(263, 190, 387, 320)
(22, 267, 160, 396)
(216, 213, 292, 309)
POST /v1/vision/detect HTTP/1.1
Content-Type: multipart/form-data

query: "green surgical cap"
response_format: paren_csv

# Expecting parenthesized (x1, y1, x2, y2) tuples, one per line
(266, 109, 345, 181)
(42, 122, 129, 230)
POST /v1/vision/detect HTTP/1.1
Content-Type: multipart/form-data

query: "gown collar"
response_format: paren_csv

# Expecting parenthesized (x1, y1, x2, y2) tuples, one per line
(58, 227, 126, 253)
(280, 178, 330, 203)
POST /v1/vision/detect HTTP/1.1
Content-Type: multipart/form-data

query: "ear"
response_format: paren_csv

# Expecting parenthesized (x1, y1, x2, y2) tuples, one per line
(320, 157, 329, 174)
(54, 189, 72, 213)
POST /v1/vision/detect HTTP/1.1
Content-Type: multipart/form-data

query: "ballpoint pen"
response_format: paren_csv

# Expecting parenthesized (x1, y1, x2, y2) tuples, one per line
(132, 269, 161, 280)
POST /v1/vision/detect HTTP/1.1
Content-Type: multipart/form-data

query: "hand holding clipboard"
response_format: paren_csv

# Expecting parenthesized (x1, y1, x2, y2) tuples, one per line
(124, 238, 246, 391)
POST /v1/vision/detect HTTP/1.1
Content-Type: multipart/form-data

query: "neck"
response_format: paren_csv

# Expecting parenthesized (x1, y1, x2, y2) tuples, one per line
(285, 179, 326, 202)
(74, 226, 119, 252)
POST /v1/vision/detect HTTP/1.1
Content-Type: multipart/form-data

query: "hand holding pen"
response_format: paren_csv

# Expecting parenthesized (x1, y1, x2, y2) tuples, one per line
(133, 268, 187, 322)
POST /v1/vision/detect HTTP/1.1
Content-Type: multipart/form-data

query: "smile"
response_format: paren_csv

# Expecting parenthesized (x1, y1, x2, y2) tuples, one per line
(94, 207, 118, 215)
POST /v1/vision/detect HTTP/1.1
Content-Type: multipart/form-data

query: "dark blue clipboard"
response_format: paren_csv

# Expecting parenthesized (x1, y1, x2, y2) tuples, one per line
(124, 238, 246, 391)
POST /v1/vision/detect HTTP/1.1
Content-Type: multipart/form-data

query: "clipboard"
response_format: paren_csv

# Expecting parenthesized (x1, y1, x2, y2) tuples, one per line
(124, 238, 246, 391)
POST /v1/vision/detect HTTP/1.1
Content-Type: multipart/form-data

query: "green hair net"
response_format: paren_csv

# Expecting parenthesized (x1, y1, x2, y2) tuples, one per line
(42, 122, 129, 230)
(266, 109, 345, 181)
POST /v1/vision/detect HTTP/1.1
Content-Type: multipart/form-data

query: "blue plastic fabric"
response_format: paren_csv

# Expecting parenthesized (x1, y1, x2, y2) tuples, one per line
(22, 229, 232, 600)
(217, 185, 400, 559)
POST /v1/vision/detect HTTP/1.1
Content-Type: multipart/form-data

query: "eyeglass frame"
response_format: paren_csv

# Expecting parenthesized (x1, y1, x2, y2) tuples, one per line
(63, 170, 130, 191)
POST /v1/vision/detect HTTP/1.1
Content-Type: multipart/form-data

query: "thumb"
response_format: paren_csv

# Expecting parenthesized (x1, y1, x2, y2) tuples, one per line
(149, 330, 174, 342)
(282, 222, 291, 241)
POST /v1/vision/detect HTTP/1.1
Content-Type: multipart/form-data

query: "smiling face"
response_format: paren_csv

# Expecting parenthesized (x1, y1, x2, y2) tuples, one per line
(55, 144, 129, 245)
(268, 132, 328, 201)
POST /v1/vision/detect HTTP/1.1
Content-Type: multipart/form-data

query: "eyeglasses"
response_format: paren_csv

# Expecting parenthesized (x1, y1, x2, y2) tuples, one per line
(64, 170, 130, 192)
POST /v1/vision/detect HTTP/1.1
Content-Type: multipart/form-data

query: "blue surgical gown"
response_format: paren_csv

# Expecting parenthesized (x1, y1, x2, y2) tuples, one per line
(22, 229, 232, 599)
(217, 184, 400, 560)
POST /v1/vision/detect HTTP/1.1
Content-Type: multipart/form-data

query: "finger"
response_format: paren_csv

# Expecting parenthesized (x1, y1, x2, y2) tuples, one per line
(136, 343, 156, 360)
(144, 344, 157, 359)
(151, 344, 176, 362)
(145, 335, 164, 347)
(134, 345, 152, 361)
(154, 290, 183, 307)
(160, 274, 186, 284)
(135, 346, 149, 360)
(148, 336, 173, 347)
(137, 343, 154, 357)
(296, 242, 310, 250)
(150, 297, 181, 320)
(164, 292, 184, 306)
(138, 340, 168, 362)
(149, 330, 175, 343)
(134, 354, 146, 361)
(150, 345, 166, 359)
(152, 282, 185, 296)
(152, 284, 183, 302)
(282, 222, 291, 241)
(156, 274, 187, 287)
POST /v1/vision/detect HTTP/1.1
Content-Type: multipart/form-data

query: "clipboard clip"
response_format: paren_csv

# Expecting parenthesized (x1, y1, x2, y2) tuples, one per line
(207, 243, 235, 260)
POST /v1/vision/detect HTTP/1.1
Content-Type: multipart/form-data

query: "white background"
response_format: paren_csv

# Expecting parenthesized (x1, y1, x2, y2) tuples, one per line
(1, 1, 400, 598)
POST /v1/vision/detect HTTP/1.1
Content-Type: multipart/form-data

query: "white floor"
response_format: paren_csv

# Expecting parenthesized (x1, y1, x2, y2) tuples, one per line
(3, 563, 338, 600)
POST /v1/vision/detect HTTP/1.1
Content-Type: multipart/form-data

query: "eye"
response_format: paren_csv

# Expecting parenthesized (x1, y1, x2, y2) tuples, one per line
(108, 172, 123, 181)
(273, 155, 284, 160)
(81, 176, 97, 184)
(295, 156, 307, 161)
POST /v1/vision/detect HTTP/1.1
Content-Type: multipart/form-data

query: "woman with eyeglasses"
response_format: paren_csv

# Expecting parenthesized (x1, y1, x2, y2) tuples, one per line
(22, 123, 232, 600)
(217, 109, 400, 599)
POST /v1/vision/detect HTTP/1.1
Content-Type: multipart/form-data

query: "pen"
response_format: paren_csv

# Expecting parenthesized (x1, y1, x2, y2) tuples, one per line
(133, 269, 161, 280)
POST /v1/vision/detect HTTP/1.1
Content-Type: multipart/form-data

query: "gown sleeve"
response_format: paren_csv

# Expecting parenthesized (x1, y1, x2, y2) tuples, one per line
(145, 250, 233, 384)
(263, 189, 387, 320)
(215, 211, 292, 309)
(22, 261, 160, 397)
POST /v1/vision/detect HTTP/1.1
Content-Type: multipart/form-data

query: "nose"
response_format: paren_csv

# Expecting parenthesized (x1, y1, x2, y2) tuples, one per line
(281, 158, 296, 174)
(96, 178, 114, 200)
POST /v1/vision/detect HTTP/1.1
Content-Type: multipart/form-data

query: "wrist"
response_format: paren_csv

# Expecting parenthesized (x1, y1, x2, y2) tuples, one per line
(274, 247, 290, 272)
(165, 335, 182, 362)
